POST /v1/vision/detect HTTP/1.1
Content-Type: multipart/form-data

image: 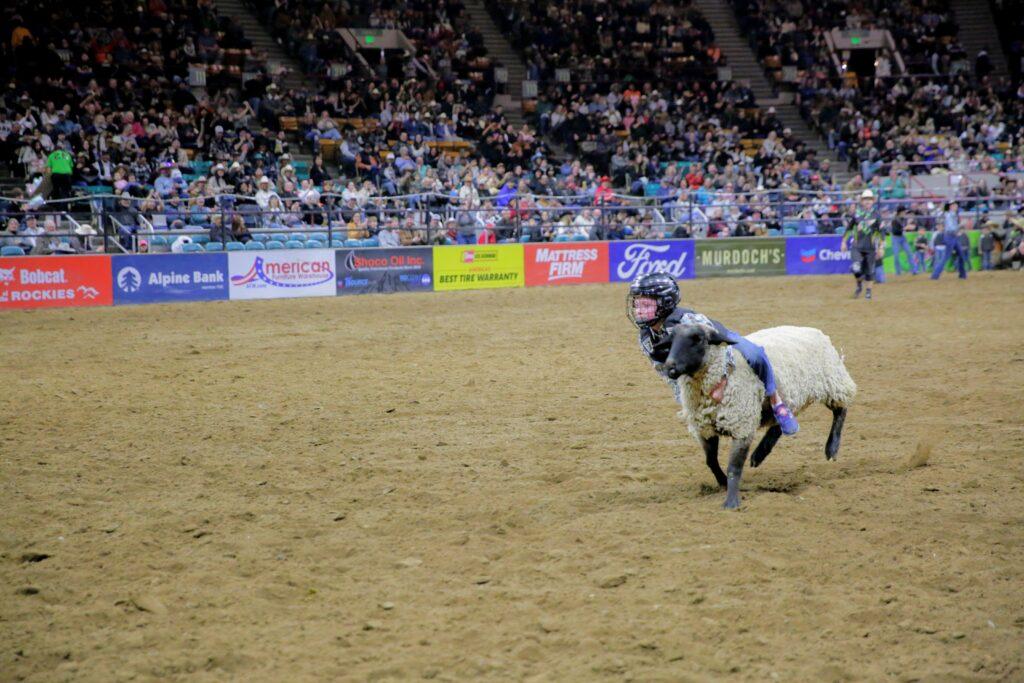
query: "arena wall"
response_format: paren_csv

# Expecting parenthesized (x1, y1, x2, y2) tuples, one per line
(0, 235, 986, 311)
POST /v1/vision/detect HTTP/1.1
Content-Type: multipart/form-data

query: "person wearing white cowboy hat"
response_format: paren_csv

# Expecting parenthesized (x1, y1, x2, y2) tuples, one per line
(255, 175, 278, 210)
(840, 189, 884, 300)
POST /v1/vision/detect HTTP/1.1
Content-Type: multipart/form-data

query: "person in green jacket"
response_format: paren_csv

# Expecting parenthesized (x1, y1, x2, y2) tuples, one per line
(47, 146, 74, 201)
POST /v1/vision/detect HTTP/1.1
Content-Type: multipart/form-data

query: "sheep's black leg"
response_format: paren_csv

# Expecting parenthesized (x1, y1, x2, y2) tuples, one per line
(699, 435, 727, 488)
(825, 406, 847, 461)
(724, 437, 752, 510)
(750, 425, 782, 468)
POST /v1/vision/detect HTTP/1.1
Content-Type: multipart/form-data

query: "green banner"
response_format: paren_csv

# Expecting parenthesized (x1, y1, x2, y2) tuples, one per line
(882, 230, 982, 273)
(695, 238, 787, 278)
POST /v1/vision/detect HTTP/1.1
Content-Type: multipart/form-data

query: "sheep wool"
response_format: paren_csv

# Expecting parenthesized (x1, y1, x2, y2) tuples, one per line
(674, 326, 856, 441)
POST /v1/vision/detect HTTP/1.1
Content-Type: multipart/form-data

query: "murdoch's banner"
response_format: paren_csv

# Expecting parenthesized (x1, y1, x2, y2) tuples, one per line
(695, 238, 786, 278)
(785, 235, 851, 275)
(335, 247, 433, 295)
(608, 240, 696, 282)
(524, 242, 608, 286)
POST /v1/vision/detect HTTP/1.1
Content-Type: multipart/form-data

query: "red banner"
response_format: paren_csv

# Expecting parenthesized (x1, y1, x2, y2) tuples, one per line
(0, 256, 113, 310)
(524, 242, 609, 287)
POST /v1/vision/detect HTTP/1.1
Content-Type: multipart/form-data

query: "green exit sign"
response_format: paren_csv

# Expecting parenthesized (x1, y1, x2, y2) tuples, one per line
(850, 36, 861, 45)
(365, 35, 375, 44)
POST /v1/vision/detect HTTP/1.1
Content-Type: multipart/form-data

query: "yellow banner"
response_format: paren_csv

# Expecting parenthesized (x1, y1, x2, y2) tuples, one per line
(433, 244, 525, 291)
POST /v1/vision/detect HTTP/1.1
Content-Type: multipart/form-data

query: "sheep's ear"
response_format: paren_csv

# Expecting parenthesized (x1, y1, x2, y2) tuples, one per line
(706, 327, 729, 346)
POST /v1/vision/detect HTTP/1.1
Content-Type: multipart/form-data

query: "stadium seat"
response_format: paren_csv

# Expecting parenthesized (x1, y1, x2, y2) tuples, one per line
(181, 243, 204, 253)
(344, 239, 360, 247)
(226, 241, 246, 251)
(783, 227, 798, 236)
(271, 233, 288, 242)
(284, 239, 305, 249)
(572, 234, 588, 241)
(330, 239, 345, 248)
(361, 237, 379, 248)
(553, 235, 570, 242)
(245, 241, 266, 250)
(519, 234, 530, 242)
(1, 246, 26, 256)
(305, 239, 325, 249)
(250, 233, 269, 242)
(265, 240, 285, 250)
(204, 242, 224, 251)
(767, 228, 781, 237)
(149, 235, 168, 246)
(192, 234, 210, 244)
(289, 232, 307, 242)
(309, 232, 329, 242)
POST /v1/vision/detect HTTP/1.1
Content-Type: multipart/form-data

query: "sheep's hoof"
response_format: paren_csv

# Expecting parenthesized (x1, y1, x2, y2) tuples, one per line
(722, 496, 741, 510)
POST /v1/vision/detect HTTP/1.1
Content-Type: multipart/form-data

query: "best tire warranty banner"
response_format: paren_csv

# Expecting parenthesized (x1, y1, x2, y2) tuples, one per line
(524, 242, 608, 287)
(0, 255, 112, 309)
(433, 244, 524, 291)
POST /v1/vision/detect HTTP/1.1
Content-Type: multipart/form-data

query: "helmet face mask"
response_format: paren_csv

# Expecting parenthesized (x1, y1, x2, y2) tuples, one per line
(626, 272, 680, 328)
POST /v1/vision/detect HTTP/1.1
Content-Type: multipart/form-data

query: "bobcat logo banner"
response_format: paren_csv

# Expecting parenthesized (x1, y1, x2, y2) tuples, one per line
(112, 253, 229, 305)
(0, 255, 112, 309)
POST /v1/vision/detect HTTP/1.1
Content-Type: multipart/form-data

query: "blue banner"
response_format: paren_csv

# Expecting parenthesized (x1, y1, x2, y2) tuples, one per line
(784, 236, 852, 276)
(336, 247, 433, 295)
(608, 240, 696, 282)
(112, 253, 229, 304)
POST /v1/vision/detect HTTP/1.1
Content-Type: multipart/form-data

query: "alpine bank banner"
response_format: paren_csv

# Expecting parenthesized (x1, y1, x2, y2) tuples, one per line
(784, 235, 851, 275)
(524, 242, 608, 286)
(228, 249, 336, 300)
(608, 240, 696, 282)
(336, 247, 433, 295)
(0, 255, 112, 309)
(112, 253, 228, 304)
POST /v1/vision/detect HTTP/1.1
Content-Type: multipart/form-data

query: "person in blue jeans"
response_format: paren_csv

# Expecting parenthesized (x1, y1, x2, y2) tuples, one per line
(890, 209, 919, 275)
(931, 202, 968, 280)
(628, 272, 800, 435)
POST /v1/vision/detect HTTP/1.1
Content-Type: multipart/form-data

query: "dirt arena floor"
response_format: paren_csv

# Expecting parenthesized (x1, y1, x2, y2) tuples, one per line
(2, 272, 1023, 682)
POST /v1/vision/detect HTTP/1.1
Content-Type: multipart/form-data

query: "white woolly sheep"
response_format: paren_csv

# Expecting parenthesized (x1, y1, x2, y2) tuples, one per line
(663, 324, 857, 509)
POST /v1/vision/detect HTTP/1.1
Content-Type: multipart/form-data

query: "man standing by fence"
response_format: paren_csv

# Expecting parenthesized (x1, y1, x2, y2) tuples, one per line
(842, 189, 884, 300)
(890, 208, 919, 275)
(47, 144, 73, 201)
(931, 201, 968, 280)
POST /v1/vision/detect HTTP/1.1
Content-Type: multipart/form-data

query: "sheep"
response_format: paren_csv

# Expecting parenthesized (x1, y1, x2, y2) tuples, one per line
(663, 323, 856, 509)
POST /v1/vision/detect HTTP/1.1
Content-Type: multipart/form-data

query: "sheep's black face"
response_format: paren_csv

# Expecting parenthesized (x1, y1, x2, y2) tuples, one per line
(664, 325, 708, 380)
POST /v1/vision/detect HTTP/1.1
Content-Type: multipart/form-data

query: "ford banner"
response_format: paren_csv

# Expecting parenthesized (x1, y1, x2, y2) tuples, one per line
(228, 249, 336, 300)
(608, 240, 696, 282)
(336, 247, 433, 295)
(784, 235, 852, 276)
(112, 253, 228, 305)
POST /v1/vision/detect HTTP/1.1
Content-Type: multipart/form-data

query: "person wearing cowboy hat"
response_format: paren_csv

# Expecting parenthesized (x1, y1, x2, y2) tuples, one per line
(841, 189, 884, 300)
(931, 201, 968, 280)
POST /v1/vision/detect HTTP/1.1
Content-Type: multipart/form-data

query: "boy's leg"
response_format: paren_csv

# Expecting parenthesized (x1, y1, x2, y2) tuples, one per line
(732, 338, 798, 435)
(930, 247, 949, 279)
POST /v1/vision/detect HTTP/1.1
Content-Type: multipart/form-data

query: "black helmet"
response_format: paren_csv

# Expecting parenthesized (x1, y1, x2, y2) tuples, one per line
(627, 271, 680, 328)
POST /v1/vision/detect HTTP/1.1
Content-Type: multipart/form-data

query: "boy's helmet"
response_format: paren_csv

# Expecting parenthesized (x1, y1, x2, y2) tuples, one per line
(627, 272, 680, 328)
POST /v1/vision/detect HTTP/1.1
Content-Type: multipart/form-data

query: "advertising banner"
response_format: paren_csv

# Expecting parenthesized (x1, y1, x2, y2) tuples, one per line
(608, 240, 696, 282)
(881, 230, 982, 274)
(695, 238, 786, 278)
(112, 253, 228, 304)
(0, 255, 112, 310)
(784, 235, 851, 275)
(335, 247, 433, 295)
(433, 244, 524, 291)
(524, 242, 609, 287)
(228, 249, 336, 300)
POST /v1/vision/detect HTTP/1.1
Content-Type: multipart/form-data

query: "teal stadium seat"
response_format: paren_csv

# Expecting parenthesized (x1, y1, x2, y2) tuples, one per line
(289, 232, 307, 242)
(572, 234, 588, 241)
(519, 234, 530, 242)
(330, 239, 345, 248)
(767, 228, 781, 236)
(344, 239, 360, 247)
(251, 233, 269, 242)
(149, 235, 168, 246)
(265, 240, 285, 249)
(271, 233, 288, 242)
(226, 242, 246, 251)
(204, 242, 224, 251)
(553, 235, 570, 242)
(284, 240, 305, 249)
(181, 243, 204, 253)
(305, 239, 324, 249)
(1, 246, 26, 256)
(245, 241, 266, 250)
(309, 232, 329, 243)
(192, 234, 210, 244)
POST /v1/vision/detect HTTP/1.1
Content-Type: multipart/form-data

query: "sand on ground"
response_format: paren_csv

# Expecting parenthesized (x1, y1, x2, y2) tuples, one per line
(1, 272, 1023, 682)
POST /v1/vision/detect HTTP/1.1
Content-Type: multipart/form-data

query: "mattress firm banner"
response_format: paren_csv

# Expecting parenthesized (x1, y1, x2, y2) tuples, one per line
(524, 242, 608, 286)
(608, 240, 696, 282)
(335, 247, 433, 295)
(695, 238, 786, 278)
(433, 244, 524, 290)
(0, 255, 112, 309)
(228, 249, 336, 300)
(784, 235, 851, 275)
(112, 253, 228, 304)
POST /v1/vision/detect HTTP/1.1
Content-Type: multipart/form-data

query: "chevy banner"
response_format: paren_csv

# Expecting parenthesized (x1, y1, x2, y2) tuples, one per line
(112, 253, 229, 304)
(228, 249, 336, 300)
(784, 236, 851, 275)
(433, 244, 524, 291)
(336, 247, 433, 295)
(695, 238, 786, 278)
